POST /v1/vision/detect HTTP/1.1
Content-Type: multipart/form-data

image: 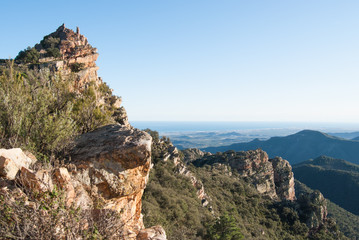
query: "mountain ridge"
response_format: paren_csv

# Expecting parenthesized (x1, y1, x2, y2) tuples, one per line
(203, 129, 359, 164)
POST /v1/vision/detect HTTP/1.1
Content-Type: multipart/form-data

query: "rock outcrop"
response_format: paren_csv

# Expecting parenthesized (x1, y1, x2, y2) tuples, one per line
(0, 124, 166, 239)
(69, 124, 152, 238)
(194, 149, 296, 201)
(0, 148, 37, 180)
(14, 24, 128, 126)
(270, 157, 295, 201)
(181, 148, 210, 163)
(34, 24, 101, 91)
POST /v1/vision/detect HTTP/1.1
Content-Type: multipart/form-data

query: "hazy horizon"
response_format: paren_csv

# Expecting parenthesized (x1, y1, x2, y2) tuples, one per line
(2, 1, 359, 122)
(130, 120, 359, 134)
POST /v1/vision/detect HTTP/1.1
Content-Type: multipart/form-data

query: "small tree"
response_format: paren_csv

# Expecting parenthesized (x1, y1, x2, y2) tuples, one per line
(15, 47, 40, 64)
(207, 213, 244, 240)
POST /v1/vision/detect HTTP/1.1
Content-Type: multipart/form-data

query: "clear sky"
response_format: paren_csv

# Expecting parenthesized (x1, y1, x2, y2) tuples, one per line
(1, 1, 359, 122)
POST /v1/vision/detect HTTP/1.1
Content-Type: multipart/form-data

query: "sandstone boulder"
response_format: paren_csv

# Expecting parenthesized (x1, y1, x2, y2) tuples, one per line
(0, 148, 37, 180)
(70, 124, 152, 237)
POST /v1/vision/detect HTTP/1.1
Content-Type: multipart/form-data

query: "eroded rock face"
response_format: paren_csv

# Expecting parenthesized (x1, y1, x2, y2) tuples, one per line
(0, 124, 165, 239)
(195, 149, 296, 201)
(270, 157, 295, 201)
(35, 24, 100, 91)
(69, 124, 152, 238)
(297, 190, 328, 230)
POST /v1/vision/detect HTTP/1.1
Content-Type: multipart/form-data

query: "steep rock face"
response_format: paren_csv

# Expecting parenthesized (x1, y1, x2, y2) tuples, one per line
(194, 149, 296, 201)
(69, 124, 152, 238)
(270, 157, 295, 201)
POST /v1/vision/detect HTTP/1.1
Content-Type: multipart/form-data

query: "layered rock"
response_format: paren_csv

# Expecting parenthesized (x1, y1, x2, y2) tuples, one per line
(194, 149, 296, 201)
(25, 24, 128, 128)
(69, 124, 152, 238)
(34, 24, 100, 91)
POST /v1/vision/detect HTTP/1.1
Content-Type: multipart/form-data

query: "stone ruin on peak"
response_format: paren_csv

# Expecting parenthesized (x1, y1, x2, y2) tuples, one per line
(33, 24, 102, 91)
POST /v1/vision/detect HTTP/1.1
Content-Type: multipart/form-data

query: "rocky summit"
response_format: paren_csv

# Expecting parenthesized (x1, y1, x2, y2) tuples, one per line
(35, 24, 101, 91)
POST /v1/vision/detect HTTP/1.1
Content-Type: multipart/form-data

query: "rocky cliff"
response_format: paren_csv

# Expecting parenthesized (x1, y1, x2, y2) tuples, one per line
(192, 149, 296, 201)
(12, 24, 128, 127)
(0, 124, 166, 239)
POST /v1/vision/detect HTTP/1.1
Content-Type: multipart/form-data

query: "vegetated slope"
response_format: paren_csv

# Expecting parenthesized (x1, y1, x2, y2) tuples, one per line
(295, 180, 359, 240)
(142, 132, 344, 240)
(293, 156, 359, 215)
(203, 130, 359, 165)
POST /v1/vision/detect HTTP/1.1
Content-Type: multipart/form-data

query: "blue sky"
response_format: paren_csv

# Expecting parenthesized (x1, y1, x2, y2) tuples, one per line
(1, 1, 359, 122)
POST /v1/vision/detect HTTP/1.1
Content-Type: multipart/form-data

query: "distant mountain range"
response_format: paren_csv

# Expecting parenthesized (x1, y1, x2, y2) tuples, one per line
(327, 131, 359, 140)
(202, 130, 359, 164)
(293, 156, 359, 215)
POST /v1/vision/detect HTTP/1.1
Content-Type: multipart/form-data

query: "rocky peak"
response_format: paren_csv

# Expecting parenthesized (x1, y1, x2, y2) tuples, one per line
(33, 24, 100, 91)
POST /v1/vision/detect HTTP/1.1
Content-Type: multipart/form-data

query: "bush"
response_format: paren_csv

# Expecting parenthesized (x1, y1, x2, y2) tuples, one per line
(0, 183, 125, 239)
(207, 213, 244, 240)
(70, 63, 85, 73)
(46, 47, 61, 58)
(0, 63, 76, 157)
(15, 47, 40, 64)
(0, 63, 115, 159)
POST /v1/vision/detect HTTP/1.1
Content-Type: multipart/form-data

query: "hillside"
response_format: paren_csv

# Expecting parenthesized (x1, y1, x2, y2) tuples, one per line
(203, 130, 359, 164)
(142, 135, 346, 239)
(0, 25, 164, 240)
(295, 180, 359, 240)
(293, 156, 359, 215)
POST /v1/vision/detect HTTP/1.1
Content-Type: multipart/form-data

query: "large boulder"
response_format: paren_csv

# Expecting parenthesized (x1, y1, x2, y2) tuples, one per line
(70, 124, 152, 238)
(0, 148, 37, 180)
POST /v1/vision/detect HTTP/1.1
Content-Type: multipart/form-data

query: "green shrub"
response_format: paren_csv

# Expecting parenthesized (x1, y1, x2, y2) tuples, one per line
(15, 47, 40, 64)
(70, 63, 85, 73)
(0, 63, 76, 157)
(0, 63, 115, 159)
(46, 47, 61, 58)
(207, 213, 244, 240)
